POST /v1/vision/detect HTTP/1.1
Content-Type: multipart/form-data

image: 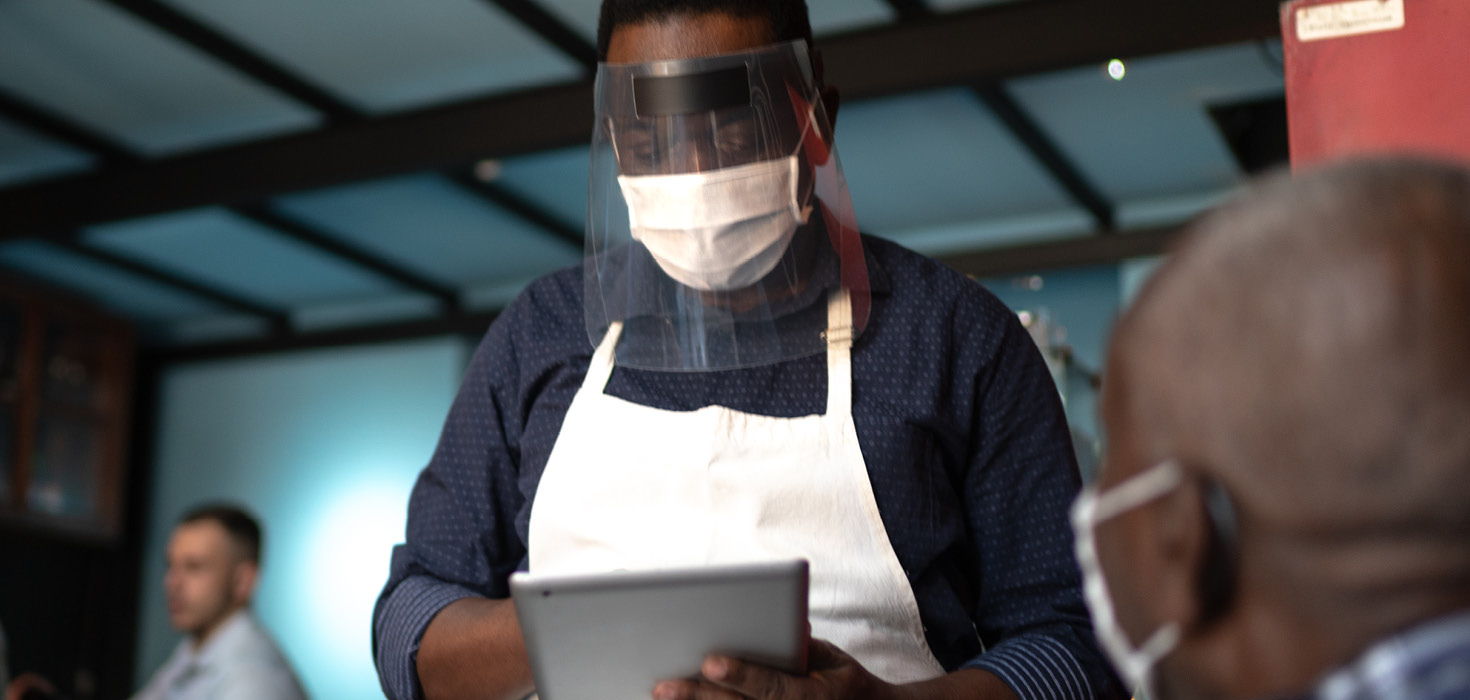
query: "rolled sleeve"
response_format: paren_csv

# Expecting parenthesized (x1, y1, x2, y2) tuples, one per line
(966, 634, 1098, 700)
(373, 574, 485, 700)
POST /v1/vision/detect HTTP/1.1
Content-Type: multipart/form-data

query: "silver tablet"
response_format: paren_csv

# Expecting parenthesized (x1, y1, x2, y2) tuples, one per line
(510, 559, 809, 700)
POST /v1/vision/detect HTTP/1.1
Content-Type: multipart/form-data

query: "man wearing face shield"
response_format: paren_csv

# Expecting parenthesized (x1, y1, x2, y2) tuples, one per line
(1082, 157, 1470, 700)
(373, 2, 1122, 699)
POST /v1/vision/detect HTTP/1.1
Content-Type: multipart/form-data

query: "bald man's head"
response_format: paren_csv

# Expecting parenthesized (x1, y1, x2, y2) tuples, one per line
(1115, 158, 1470, 543)
(1098, 157, 1470, 698)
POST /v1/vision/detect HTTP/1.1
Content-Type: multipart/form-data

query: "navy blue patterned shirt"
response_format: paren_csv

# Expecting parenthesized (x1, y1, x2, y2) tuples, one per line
(373, 235, 1125, 700)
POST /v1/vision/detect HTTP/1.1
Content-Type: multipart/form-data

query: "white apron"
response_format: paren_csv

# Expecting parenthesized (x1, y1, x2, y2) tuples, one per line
(528, 292, 946, 684)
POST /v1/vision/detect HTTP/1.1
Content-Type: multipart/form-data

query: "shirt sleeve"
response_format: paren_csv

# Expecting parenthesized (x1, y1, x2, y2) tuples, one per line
(371, 303, 533, 700)
(959, 310, 1128, 700)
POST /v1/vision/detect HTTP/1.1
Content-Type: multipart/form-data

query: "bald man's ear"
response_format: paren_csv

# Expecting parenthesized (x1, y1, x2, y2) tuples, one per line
(1148, 476, 1227, 633)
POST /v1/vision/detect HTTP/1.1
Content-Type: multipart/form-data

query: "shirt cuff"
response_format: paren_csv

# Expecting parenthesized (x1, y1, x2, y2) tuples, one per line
(375, 575, 485, 700)
(963, 634, 1097, 700)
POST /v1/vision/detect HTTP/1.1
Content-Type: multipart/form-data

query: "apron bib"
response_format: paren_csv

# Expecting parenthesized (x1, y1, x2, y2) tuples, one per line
(528, 292, 945, 684)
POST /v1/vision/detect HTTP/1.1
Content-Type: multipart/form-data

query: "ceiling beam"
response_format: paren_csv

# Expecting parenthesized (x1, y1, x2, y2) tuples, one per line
(100, 0, 360, 123)
(145, 309, 499, 365)
(232, 206, 464, 312)
(939, 226, 1182, 280)
(972, 84, 1116, 231)
(443, 170, 584, 251)
(0, 0, 1280, 240)
(881, 0, 933, 22)
(0, 88, 137, 166)
(482, 0, 597, 73)
(49, 237, 292, 332)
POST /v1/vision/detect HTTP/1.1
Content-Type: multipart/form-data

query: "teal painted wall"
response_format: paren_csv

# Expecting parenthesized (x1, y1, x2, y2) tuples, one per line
(134, 336, 470, 699)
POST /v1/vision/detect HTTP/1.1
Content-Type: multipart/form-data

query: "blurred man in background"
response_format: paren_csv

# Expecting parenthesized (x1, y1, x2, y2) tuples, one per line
(131, 503, 306, 700)
(1076, 157, 1470, 699)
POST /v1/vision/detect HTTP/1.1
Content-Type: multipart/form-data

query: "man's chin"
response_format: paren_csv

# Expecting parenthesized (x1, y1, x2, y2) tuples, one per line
(168, 612, 196, 633)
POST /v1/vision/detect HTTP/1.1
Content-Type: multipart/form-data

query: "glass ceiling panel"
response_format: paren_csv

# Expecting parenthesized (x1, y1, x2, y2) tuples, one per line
(163, 0, 584, 113)
(495, 146, 590, 233)
(807, 0, 896, 34)
(0, 240, 220, 320)
(274, 174, 581, 288)
(1008, 42, 1284, 203)
(838, 88, 1080, 239)
(0, 0, 319, 156)
(0, 118, 95, 187)
(84, 209, 405, 308)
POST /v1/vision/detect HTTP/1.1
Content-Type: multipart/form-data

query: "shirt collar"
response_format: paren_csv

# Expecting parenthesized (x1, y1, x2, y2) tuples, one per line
(189, 609, 253, 668)
(1314, 609, 1470, 700)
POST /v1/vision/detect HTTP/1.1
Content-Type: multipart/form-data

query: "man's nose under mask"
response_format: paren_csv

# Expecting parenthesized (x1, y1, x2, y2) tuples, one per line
(618, 155, 811, 291)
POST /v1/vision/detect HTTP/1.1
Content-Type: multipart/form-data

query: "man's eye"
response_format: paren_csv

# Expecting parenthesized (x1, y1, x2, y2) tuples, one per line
(716, 126, 755, 157)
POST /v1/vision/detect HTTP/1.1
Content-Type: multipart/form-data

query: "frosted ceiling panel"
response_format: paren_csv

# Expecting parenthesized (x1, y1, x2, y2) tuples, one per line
(0, 0, 319, 156)
(275, 174, 581, 287)
(0, 119, 94, 186)
(0, 241, 220, 320)
(837, 88, 1080, 240)
(495, 146, 590, 233)
(1008, 42, 1284, 203)
(163, 0, 584, 113)
(808, 1, 895, 35)
(84, 209, 404, 308)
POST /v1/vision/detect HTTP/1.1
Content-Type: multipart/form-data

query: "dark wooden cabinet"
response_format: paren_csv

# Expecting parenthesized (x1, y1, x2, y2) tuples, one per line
(0, 277, 134, 540)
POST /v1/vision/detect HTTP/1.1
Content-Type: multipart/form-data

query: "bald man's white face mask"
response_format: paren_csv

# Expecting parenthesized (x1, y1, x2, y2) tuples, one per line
(1071, 459, 1185, 700)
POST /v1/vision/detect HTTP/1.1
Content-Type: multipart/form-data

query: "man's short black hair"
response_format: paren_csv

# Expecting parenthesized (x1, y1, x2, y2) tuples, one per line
(179, 503, 262, 564)
(597, 0, 814, 61)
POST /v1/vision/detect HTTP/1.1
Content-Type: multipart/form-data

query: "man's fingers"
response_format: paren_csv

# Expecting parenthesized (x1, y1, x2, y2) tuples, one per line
(652, 679, 744, 700)
(806, 638, 853, 670)
(702, 655, 792, 698)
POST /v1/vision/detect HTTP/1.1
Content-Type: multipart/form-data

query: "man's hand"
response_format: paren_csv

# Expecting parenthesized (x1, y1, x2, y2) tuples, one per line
(651, 639, 1020, 700)
(652, 638, 896, 700)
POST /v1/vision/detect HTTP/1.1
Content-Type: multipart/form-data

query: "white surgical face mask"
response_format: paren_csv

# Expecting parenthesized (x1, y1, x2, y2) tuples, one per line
(617, 155, 810, 291)
(1070, 459, 1186, 700)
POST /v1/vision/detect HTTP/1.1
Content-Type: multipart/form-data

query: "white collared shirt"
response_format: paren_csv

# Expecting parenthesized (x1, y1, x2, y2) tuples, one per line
(132, 610, 307, 700)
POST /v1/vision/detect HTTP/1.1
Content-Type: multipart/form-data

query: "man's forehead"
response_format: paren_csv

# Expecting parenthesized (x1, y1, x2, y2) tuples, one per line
(606, 12, 777, 64)
(170, 520, 233, 555)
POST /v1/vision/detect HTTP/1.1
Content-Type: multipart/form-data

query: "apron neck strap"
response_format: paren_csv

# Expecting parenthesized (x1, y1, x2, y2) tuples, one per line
(584, 322, 623, 392)
(825, 289, 854, 417)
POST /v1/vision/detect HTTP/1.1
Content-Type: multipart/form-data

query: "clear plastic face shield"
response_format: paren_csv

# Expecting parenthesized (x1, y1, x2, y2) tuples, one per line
(586, 39, 870, 371)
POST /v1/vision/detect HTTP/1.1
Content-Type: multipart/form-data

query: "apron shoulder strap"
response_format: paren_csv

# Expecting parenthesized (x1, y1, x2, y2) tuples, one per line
(825, 290, 853, 417)
(583, 322, 623, 392)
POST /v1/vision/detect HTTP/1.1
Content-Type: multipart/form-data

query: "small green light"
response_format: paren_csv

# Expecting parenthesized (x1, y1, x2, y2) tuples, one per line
(1107, 59, 1127, 81)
